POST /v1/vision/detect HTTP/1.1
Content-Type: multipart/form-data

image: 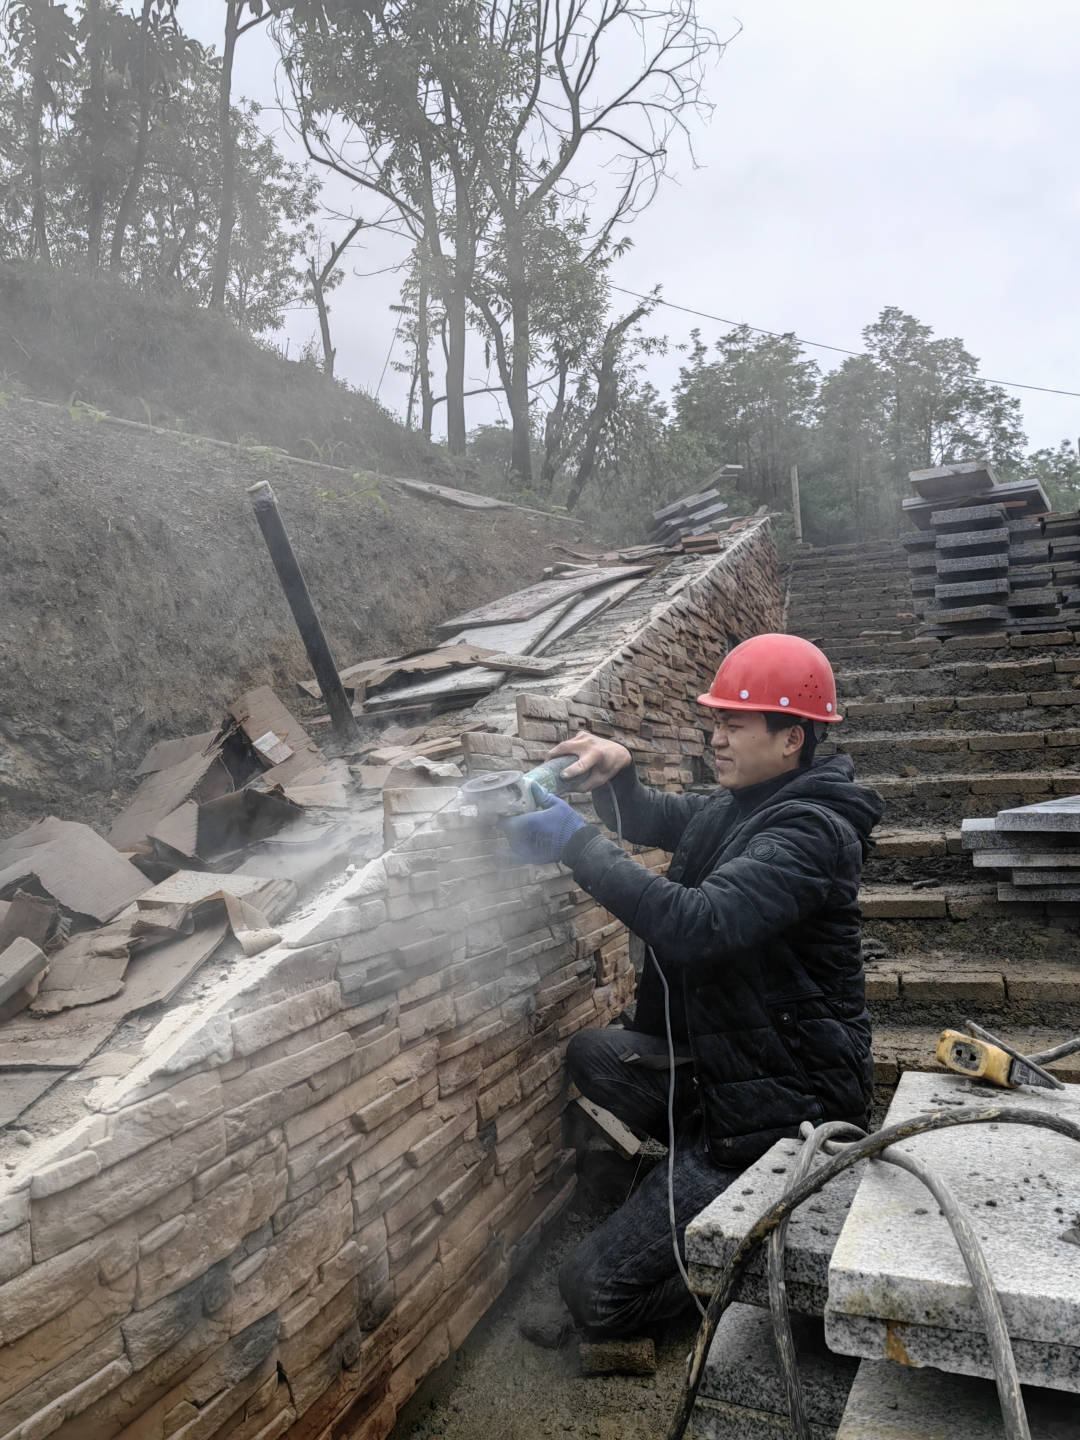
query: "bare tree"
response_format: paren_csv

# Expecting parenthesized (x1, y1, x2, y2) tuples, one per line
(453, 0, 729, 481)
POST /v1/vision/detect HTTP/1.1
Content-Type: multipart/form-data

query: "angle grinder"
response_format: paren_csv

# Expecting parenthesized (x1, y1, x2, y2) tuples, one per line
(457, 755, 590, 819)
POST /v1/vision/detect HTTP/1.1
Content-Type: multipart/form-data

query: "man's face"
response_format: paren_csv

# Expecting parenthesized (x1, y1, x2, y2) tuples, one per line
(709, 710, 804, 790)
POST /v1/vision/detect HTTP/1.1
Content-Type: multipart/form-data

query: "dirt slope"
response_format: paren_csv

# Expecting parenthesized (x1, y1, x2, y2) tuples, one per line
(0, 398, 586, 835)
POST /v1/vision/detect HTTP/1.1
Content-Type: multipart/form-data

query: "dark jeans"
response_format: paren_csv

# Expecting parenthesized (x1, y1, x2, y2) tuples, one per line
(558, 1026, 738, 1337)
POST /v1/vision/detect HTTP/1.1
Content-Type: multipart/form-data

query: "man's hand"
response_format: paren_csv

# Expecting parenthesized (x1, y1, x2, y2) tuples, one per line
(501, 782, 586, 865)
(549, 731, 631, 791)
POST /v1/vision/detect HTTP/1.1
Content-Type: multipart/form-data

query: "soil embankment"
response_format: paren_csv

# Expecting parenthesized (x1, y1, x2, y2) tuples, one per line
(0, 399, 584, 834)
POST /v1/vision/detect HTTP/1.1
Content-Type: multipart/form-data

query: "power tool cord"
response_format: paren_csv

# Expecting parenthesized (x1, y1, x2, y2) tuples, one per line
(665, 1104, 1080, 1440)
(605, 783, 706, 1319)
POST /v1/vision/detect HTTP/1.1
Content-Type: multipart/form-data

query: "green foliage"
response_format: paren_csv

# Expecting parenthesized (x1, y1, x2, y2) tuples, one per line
(1026, 440, 1080, 512)
(0, 9, 317, 331)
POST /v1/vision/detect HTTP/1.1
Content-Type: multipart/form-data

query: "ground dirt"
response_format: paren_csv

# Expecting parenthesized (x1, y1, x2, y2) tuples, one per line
(391, 1184, 699, 1440)
(0, 397, 588, 836)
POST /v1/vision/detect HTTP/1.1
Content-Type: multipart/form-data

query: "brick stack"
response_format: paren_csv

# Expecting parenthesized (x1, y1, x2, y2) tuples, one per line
(0, 522, 782, 1440)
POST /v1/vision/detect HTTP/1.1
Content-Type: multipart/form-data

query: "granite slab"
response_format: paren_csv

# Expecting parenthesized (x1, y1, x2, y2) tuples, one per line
(687, 1137, 862, 1316)
(837, 1360, 1079, 1439)
(994, 796, 1080, 833)
(690, 1303, 858, 1440)
(930, 504, 1008, 531)
(825, 1071, 1080, 1391)
(935, 529, 1009, 552)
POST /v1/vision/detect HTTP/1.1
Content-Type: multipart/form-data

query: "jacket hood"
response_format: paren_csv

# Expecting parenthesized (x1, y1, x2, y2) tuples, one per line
(764, 754, 884, 848)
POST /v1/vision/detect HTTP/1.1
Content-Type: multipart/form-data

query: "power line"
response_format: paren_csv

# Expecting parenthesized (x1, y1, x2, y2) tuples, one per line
(610, 284, 1080, 401)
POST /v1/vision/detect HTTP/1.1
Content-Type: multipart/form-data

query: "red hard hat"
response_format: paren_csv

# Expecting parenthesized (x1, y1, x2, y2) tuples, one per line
(697, 633, 842, 724)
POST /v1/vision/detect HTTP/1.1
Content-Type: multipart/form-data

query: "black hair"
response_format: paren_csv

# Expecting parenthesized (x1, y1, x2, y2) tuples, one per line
(762, 711, 823, 767)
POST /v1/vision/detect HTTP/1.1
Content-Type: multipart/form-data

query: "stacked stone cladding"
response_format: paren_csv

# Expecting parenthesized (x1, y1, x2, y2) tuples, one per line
(0, 520, 779, 1440)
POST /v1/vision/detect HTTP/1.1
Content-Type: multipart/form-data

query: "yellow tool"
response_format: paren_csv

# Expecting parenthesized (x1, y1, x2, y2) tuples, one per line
(937, 1021, 1080, 1090)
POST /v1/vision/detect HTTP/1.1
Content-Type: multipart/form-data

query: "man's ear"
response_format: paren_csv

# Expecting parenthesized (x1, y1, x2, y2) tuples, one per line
(784, 724, 805, 759)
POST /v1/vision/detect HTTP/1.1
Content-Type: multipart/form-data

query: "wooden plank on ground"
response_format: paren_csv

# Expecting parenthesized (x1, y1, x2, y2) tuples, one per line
(392, 478, 509, 509)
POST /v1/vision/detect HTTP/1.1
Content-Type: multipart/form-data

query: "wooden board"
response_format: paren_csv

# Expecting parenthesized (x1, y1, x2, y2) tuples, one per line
(437, 566, 651, 632)
(391, 478, 509, 509)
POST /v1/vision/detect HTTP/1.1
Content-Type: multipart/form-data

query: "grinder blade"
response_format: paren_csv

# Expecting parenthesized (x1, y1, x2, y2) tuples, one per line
(458, 770, 532, 818)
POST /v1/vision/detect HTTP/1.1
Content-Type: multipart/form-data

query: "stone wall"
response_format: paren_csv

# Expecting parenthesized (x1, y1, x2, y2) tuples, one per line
(0, 521, 779, 1440)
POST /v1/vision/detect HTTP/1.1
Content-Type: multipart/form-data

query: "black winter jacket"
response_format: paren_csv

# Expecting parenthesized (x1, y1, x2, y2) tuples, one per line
(561, 755, 885, 1168)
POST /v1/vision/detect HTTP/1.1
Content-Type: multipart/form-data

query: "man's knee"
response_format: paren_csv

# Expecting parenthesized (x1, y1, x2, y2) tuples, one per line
(565, 1027, 611, 1094)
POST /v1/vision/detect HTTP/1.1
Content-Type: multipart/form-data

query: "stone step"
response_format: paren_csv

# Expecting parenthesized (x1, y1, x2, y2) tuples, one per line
(841, 690, 1080, 733)
(870, 1022, 1080, 1094)
(865, 949, 1080, 1029)
(838, 655, 1080, 699)
(838, 1360, 1078, 1440)
(821, 638, 939, 663)
(857, 770, 1080, 825)
(690, 1305, 857, 1440)
(825, 1071, 1080, 1394)
(825, 730, 1080, 774)
(792, 618, 920, 639)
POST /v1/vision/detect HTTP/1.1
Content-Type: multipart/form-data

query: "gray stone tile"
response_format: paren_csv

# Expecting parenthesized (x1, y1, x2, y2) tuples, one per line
(837, 1359, 1079, 1439)
(698, 1303, 859, 1426)
(995, 796, 1080, 833)
(687, 1138, 861, 1316)
(825, 1071, 1080, 1392)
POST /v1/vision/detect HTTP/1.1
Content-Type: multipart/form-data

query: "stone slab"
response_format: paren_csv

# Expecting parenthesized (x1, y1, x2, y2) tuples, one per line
(837, 1360, 1078, 1439)
(922, 605, 1010, 625)
(934, 579, 1010, 601)
(825, 1071, 1080, 1391)
(931, 504, 1008, 531)
(687, 1137, 861, 1316)
(936, 552, 1009, 575)
(698, 1303, 859, 1425)
(997, 881, 1080, 902)
(995, 795, 1080, 833)
(691, 1397, 835, 1440)
(935, 529, 1009, 552)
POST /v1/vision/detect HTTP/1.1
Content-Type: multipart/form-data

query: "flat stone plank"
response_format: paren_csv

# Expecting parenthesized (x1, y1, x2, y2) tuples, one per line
(909, 463, 998, 500)
(995, 795, 1080, 832)
(934, 579, 1010, 601)
(837, 1359, 1078, 1439)
(931, 504, 1008, 531)
(825, 1071, 1080, 1391)
(687, 1138, 862, 1315)
(935, 528, 1009, 552)
(0, 1068, 65, 1125)
(697, 1304, 859, 1429)
(936, 552, 1009, 575)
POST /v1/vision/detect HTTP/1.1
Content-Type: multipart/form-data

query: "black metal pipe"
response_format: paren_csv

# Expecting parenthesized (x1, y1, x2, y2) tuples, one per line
(246, 481, 359, 743)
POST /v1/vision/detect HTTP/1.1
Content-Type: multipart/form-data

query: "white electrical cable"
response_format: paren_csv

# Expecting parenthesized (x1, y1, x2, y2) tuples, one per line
(606, 782, 706, 1318)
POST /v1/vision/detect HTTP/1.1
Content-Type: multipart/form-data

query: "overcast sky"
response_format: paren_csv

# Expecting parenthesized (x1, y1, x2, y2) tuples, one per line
(187, 0, 1079, 452)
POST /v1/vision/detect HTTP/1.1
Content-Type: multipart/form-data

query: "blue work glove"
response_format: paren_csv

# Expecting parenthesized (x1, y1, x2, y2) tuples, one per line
(500, 781, 585, 865)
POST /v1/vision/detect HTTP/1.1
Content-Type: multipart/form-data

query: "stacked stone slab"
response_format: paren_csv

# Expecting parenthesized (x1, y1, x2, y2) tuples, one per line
(0, 523, 782, 1440)
(687, 1071, 1080, 1437)
(962, 795, 1080, 904)
(899, 463, 1070, 636)
(785, 539, 1080, 1100)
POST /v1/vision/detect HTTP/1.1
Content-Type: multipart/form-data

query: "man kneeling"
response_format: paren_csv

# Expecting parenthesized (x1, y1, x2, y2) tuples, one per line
(502, 634, 884, 1337)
